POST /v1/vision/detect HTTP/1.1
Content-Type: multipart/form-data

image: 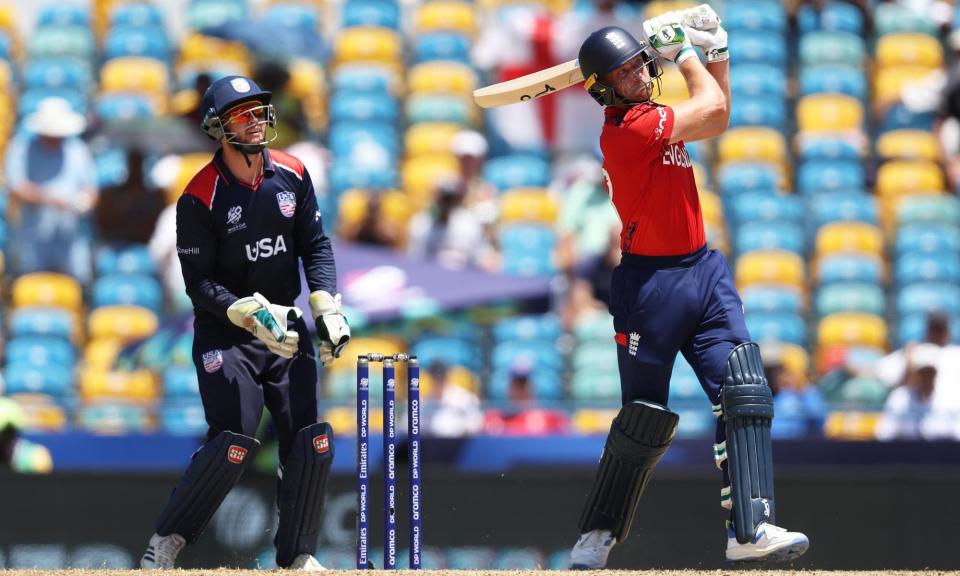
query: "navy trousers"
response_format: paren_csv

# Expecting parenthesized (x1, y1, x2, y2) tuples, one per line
(192, 315, 319, 466)
(610, 245, 751, 507)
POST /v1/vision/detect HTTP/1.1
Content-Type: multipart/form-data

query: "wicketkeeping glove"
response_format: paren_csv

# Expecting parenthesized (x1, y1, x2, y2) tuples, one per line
(309, 290, 351, 367)
(643, 20, 697, 65)
(227, 292, 303, 358)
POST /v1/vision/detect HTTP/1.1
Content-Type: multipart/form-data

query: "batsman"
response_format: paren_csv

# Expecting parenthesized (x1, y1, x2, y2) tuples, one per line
(568, 6, 809, 568)
(140, 75, 351, 570)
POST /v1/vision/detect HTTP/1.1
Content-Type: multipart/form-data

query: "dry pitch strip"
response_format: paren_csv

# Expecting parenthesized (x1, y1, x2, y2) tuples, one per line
(3, 571, 959, 575)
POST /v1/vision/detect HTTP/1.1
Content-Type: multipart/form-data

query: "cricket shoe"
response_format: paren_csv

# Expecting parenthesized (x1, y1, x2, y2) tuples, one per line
(288, 554, 326, 571)
(569, 529, 616, 569)
(140, 533, 186, 569)
(725, 522, 809, 562)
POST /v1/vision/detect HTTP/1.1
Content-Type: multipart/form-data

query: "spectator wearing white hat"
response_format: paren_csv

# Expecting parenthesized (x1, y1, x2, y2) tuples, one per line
(5, 97, 98, 283)
(876, 343, 955, 440)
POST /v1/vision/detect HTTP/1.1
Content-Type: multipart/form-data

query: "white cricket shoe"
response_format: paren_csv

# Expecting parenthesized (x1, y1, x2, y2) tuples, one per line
(725, 522, 809, 562)
(569, 529, 616, 569)
(140, 533, 186, 569)
(289, 554, 326, 571)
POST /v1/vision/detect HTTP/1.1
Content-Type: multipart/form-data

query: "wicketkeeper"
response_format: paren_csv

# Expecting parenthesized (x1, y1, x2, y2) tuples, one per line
(140, 75, 351, 570)
(568, 6, 809, 568)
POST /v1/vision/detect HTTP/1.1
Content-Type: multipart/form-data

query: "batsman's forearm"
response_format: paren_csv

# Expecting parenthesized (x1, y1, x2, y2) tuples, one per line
(678, 56, 724, 105)
(705, 60, 730, 128)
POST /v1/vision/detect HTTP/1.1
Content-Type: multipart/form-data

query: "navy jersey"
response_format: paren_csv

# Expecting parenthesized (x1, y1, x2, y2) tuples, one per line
(176, 148, 336, 326)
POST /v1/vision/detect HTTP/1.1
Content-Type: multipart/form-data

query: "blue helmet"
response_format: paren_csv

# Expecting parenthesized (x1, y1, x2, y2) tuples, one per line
(578, 26, 662, 107)
(200, 75, 277, 153)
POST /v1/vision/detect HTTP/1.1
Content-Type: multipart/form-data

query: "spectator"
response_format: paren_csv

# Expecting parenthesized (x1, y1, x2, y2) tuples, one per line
(148, 202, 192, 313)
(94, 148, 166, 246)
(876, 343, 954, 440)
(421, 361, 484, 437)
(484, 359, 571, 435)
(765, 355, 827, 439)
(255, 60, 306, 149)
(342, 191, 403, 248)
(934, 33, 960, 190)
(0, 398, 52, 474)
(556, 158, 620, 280)
(407, 179, 494, 270)
(5, 98, 98, 284)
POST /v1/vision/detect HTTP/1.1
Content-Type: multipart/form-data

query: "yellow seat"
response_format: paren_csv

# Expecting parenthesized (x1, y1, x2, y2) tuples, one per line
(876, 129, 939, 162)
(405, 122, 463, 157)
(415, 1, 476, 35)
(876, 33, 942, 70)
(705, 223, 730, 256)
(328, 336, 407, 372)
(408, 61, 476, 95)
(572, 408, 619, 434)
(735, 250, 805, 290)
(101, 56, 169, 94)
(656, 64, 689, 106)
(287, 57, 326, 101)
(797, 94, 863, 133)
(876, 160, 945, 198)
(85, 338, 123, 371)
(9, 394, 68, 432)
(824, 411, 882, 440)
(401, 154, 460, 206)
(12, 272, 83, 312)
(79, 369, 160, 402)
(333, 26, 403, 66)
(874, 66, 934, 106)
(168, 152, 213, 204)
(179, 33, 251, 69)
(500, 187, 559, 224)
(644, 0, 697, 19)
(700, 189, 724, 227)
(338, 188, 413, 237)
(718, 127, 787, 165)
(88, 305, 159, 343)
(323, 406, 357, 435)
(760, 341, 811, 379)
(818, 312, 887, 349)
(815, 222, 884, 258)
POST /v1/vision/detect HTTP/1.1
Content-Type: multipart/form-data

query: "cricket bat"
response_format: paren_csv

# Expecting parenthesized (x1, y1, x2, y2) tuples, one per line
(472, 5, 719, 109)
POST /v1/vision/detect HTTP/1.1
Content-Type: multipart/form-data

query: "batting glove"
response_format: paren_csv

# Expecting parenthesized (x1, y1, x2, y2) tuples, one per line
(309, 290, 351, 367)
(679, 4, 729, 63)
(227, 292, 303, 358)
(643, 20, 698, 65)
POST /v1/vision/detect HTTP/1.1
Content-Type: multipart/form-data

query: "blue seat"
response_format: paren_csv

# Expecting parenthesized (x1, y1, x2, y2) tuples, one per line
(726, 192, 804, 224)
(96, 93, 156, 122)
(488, 367, 563, 400)
(798, 136, 861, 161)
(736, 220, 805, 255)
(104, 26, 172, 61)
(815, 282, 885, 317)
(3, 364, 73, 396)
(798, 160, 864, 194)
(412, 32, 471, 64)
(798, 1, 864, 34)
(328, 122, 399, 159)
(37, 5, 90, 27)
(96, 245, 156, 276)
(77, 404, 151, 434)
(331, 66, 395, 95)
(110, 3, 165, 28)
(0, 33, 11, 62)
(809, 191, 878, 230)
(799, 31, 865, 67)
(896, 224, 960, 255)
(492, 339, 562, 372)
(498, 224, 556, 277)
(493, 314, 561, 343)
(342, 0, 400, 29)
(406, 93, 472, 125)
(728, 96, 786, 132)
(28, 26, 95, 61)
(6, 335, 75, 370)
(187, 0, 250, 30)
(10, 307, 74, 340)
(163, 366, 200, 398)
(897, 282, 960, 317)
(724, 2, 786, 34)
(92, 273, 164, 314)
(741, 285, 803, 314)
(745, 312, 806, 346)
(818, 254, 883, 285)
(897, 195, 960, 227)
(24, 58, 93, 91)
(329, 91, 398, 123)
(880, 104, 934, 132)
(730, 64, 786, 98)
(413, 337, 482, 372)
(896, 252, 960, 285)
(483, 154, 551, 191)
(0, 219, 6, 248)
(18, 88, 88, 117)
(328, 161, 397, 196)
(263, 3, 320, 33)
(898, 313, 960, 346)
(670, 355, 702, 400)
(728, 33, 786, 67)
(158, 402, 207, 436)
(717, 163, 779, 195)
(799, 65, 867, 100)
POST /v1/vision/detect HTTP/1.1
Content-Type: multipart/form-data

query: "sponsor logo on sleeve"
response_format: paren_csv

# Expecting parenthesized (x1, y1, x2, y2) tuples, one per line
(277, 191, 296, 218)
(202, 349, 223, 373)
(227, 444, 248, 463)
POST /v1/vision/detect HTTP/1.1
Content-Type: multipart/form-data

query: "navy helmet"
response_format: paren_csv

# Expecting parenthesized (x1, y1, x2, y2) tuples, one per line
(200, 75, 277, 153)
(578, 26, 662, 107)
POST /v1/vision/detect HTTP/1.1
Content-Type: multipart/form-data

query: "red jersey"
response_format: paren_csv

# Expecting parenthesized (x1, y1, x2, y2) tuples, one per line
(600, 103, 706, 256)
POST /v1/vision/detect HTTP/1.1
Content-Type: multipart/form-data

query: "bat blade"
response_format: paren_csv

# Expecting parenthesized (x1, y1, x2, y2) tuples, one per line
(472, 59, 584, 108)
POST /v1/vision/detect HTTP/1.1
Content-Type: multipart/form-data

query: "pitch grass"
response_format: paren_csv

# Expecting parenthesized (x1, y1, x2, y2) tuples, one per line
(4, 571, 960, 576)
